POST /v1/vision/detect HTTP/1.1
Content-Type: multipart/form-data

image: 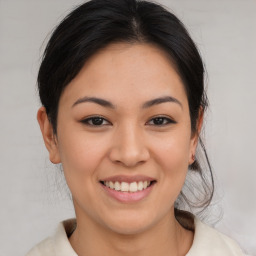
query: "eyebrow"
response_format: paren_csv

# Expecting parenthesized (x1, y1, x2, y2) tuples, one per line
(72, 96, 182, 109)
(72, 97, 115, 109)
(142, 96, 183, 109)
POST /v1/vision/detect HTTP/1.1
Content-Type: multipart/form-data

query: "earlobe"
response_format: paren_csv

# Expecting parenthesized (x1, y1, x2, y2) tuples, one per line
(37, 107, 61, 164)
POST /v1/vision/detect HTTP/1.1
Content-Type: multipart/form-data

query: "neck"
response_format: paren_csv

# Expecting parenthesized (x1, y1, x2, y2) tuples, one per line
(69, 210, 194, 256)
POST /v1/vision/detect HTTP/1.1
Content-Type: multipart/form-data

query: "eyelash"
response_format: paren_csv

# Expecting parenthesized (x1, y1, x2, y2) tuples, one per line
(81, 116, 111, 126)
(146, 116, 176, 126)
(81, 115, 176, 127)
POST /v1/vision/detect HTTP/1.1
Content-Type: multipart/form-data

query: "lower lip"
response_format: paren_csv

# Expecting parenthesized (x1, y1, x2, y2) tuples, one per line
(100, 183, 155, 203)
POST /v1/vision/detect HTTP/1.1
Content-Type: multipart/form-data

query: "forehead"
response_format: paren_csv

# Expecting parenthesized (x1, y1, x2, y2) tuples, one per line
(60, 42, 188, 109)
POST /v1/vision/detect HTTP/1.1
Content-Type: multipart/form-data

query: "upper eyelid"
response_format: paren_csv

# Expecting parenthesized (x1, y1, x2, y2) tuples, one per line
(146, 116, 176, 124)
(149, 115, 174, 120)
(82, 115, 108, 120)
(81, 116, 111, 125)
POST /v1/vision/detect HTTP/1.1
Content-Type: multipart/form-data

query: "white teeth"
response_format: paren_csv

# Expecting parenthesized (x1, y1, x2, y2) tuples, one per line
(121, 182, 129, 192)
(109, 181, 114, 189)
(138, 181, 143, 191)
(114, 181, 121, 191)
(129, 182, 138, 192)
(103, 180, 152, 192)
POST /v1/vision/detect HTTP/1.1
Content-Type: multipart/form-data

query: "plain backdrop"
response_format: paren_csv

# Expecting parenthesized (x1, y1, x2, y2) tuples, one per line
(0, 0, 255, 255)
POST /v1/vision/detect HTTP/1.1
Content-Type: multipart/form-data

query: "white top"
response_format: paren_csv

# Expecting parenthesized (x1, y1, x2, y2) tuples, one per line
(26, 218, 246, 256)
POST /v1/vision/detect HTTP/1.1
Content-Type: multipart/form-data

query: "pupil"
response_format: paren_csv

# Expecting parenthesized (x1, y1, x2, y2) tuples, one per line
(92, 117, 103, 125)
(154, 118, 164, 125)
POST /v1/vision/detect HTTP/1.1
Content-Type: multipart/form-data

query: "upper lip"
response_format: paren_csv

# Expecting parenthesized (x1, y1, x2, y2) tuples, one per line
(100, 175, 156, 183)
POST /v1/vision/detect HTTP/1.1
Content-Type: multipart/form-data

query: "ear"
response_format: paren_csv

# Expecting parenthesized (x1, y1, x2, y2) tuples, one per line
(189, 108, 204, 165)
(37, 107, 61, 164)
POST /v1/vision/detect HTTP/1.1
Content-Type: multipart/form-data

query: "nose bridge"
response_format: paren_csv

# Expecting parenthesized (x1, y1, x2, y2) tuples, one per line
(109, 121, 149, 167)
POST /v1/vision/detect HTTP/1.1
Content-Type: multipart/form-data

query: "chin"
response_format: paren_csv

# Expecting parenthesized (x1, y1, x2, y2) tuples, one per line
(101, 210, 160, 235)
(108, 222, 151, 236)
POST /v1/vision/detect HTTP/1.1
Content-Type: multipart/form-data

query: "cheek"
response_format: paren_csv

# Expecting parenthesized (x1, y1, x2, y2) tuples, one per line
(56, 131, 111, 218)
(160, 144, 189, 188)
(152, 129, 191, 170)
(151, 128, 192, 195)
(57, 129, 109, 184)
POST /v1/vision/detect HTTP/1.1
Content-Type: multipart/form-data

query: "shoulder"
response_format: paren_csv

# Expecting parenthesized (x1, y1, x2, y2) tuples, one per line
(26, 219, 77, 256)
(187, 217, 246, 256)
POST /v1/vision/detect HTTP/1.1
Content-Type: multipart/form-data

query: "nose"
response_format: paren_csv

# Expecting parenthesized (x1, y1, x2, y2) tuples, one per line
(109, 124, 150, 168)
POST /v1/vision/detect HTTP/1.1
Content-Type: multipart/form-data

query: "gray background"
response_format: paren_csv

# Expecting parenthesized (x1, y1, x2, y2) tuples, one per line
(0, 0, 255, 255)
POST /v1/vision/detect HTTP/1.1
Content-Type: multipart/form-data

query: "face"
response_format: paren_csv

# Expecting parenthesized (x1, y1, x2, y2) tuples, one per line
(38, 42, 199, 235)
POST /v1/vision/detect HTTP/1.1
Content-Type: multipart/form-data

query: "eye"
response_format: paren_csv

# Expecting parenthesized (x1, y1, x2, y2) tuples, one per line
(146, 116, 176, 126)
(81, 116, 111, 126)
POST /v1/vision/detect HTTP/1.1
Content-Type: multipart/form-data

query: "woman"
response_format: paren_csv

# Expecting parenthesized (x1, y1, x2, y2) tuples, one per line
(27, 0, 245, 255)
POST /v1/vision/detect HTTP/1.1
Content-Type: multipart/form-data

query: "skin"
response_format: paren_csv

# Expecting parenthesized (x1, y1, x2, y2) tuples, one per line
(37, 42, 203, 256)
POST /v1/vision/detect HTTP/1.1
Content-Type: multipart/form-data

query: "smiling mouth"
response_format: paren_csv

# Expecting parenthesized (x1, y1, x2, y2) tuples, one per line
(100, 180, 156, 193)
